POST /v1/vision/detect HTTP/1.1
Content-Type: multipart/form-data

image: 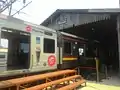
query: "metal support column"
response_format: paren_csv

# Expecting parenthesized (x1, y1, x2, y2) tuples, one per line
(117, 15, 120, 76)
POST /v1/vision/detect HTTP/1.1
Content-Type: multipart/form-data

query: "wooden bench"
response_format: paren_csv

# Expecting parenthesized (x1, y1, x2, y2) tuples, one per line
(0, 70, 76, 90)
(57, 79, 86, 90)
(23, 75, 81, 90)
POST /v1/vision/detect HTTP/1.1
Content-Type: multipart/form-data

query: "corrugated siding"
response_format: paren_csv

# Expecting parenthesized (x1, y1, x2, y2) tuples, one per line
(45, 13, 111, 30)
(78, 14, 110, 25)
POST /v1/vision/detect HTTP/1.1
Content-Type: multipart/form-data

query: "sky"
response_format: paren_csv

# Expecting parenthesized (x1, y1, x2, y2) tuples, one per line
(2, 0, 120, 25)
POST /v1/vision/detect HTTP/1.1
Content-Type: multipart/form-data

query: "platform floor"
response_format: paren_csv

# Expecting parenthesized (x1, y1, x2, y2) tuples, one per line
(78, 74, 120, 90)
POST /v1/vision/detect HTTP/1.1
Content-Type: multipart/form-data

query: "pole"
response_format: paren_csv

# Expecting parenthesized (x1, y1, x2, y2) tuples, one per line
(11, 1, 32, 16)
(0, 0, 17, 13)
(9, 0, 12, 16)
(95, 57, 99, 82)
(119, 0, 120, 8)
(105, 65, 108, 79)
(117, 15, 120, 76)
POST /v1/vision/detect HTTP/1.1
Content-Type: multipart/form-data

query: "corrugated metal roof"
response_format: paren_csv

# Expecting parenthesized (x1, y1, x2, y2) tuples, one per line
(41, 8, 120, 26)
(78, 14, 110, 25)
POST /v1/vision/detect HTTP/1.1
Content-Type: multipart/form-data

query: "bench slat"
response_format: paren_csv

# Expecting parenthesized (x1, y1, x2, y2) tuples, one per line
(9, 70, 76, 84)
(0, 81, 14, 88)
(57, 79, 86, 90)
(24, 75, 80, 90)
(0, 70, 76, 89)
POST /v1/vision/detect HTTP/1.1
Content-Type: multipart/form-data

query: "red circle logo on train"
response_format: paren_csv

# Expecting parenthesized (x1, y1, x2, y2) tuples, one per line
(48, 55, 56, 66)
(26, 25, 32, 32)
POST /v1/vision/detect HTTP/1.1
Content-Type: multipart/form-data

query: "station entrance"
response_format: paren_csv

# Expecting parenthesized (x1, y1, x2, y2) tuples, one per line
(60, 15, 119, 75)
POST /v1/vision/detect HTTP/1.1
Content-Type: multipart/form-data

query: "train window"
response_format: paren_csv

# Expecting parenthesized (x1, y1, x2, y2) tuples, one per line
(64, 41, 71, 54)
(36, 37, 40, 44)
(20, 43, 29, 53)
(79, 48, 84, 55)
(1, 38, 8, 48)
(0, 55, 5, 58)
(44, 38, 55, 53)
(72, 43, 78, 56)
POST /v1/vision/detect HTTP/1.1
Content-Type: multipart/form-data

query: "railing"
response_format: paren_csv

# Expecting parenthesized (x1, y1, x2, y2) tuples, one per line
(74, 57, 107, 82)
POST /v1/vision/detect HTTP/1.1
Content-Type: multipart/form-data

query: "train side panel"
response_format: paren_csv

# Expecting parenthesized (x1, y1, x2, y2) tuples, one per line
(57, 32, 87, 69)
(30, 29, 58, 72)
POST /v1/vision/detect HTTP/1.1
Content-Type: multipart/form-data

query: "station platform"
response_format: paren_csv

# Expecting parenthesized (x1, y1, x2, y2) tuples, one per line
(78, 75, 120, 90)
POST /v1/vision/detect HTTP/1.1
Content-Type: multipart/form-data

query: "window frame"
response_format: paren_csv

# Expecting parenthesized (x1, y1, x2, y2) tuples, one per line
(36, 37, 40, 44)
(63, 40, 72, 55)
(43, 38, 55, 53)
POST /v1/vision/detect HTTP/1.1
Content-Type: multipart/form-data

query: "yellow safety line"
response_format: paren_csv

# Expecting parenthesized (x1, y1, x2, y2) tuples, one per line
(63, 58, 77, 61)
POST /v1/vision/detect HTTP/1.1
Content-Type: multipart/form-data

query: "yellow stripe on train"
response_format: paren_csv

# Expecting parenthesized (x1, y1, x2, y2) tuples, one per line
(63, 58, 77, 61)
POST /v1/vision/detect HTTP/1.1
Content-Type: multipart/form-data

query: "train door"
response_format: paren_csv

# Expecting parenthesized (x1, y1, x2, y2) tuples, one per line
(30, 30, 43, 69)
(0, 28, 30, 71)
(62, 38, 81, 69)
(30, 30, 57, 71)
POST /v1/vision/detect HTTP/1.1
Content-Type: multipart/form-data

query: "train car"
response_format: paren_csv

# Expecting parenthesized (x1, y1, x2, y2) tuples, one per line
(57, 31, 87, 69)
(57, 31, 100, 69)
(0, 14, 57, 76)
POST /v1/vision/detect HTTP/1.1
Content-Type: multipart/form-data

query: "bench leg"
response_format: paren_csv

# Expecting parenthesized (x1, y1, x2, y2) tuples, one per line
(73, 88, 77, 90)
(75, 78, 77, 82)
(67, 81, 70, 84)
(45, 88, 47, 90)
(17, 85, 20, 90)
(63, 81, 66, 85)
(85, 82, 86, 86)
(51, 85, 55, 90)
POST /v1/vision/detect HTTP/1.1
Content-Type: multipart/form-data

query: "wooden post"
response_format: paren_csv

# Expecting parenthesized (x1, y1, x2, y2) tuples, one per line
(95, 57, 99, 82)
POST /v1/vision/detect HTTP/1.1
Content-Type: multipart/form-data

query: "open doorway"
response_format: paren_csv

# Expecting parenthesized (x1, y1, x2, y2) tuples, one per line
(61, 15, 119, 73)
(0, 28, 30, 70)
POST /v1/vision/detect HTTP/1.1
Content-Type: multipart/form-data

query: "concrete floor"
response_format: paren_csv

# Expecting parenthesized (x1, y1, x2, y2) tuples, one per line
(78, 74, 120, 90)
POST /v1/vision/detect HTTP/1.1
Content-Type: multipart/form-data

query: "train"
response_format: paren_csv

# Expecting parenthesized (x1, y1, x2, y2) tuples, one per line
(0, 14, 98, 77)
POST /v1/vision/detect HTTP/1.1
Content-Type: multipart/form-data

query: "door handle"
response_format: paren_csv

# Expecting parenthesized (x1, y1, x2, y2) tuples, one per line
(30, 54, 33, 69)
